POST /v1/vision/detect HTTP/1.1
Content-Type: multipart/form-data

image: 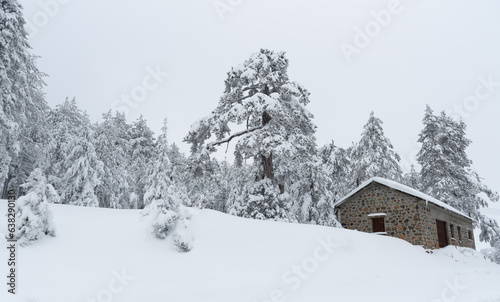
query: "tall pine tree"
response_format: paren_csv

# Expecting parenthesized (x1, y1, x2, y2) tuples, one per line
(0, 0, 47, 195)
(44, 98, 89, 189)
(319, 141, 353, 201)
(184, 49, 318, 221)
(94, 111, 132, 208)
(143, 119, 191, 250)
(350, 112, 403, 187)
(58, 126, 104, 207)
(417, 106, 499, 249)
(128, 115, 155, 209)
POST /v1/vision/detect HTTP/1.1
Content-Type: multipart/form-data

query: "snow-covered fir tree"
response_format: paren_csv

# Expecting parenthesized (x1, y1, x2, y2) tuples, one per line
(417, 106, 499, 250)
(128, 115, 156, 209)
(184, 49, 320, 221)
(226, 162, 253, 216)
(403, 164, 420, 190)
(0, 0, 47, 194)
(294, 156, 339, 226)
(143, 119, 192, 251)
(350, 112, 403, 187)
(45, 98, 91, 189)
(319, 142, 353, 202)
(168, 143, 191, 207)
(15, 168, 58, 246)
(94, 111, 133, 208)
(58, 126, 104, 207)
(5, 112, 51, 197)
(211, 160, 237, 212)
(45, 98, 104, 207)
(144, 119, 176, 206)
(186, 155, 228, 210)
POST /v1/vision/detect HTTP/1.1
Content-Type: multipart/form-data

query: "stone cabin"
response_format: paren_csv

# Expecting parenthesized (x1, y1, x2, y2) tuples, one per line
(334, 177, 475, 250)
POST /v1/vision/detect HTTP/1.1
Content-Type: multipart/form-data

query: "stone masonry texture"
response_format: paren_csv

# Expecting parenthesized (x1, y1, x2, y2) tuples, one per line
(336, 182, 475, 250)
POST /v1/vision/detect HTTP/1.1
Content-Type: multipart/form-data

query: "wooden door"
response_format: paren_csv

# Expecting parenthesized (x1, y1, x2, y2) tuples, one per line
(436, 220, 448, 248)
(372, 218, 385, 233)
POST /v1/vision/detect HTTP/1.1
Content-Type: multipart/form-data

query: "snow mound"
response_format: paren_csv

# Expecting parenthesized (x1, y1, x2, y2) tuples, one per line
(433, 245, 493, 265)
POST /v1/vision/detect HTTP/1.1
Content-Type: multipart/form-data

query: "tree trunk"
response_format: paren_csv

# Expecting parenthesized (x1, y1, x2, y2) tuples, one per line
(261, 110, 274, 181)
(261, 153, 274, 180)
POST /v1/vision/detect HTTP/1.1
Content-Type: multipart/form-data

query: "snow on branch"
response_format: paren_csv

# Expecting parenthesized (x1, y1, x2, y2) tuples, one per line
(207, 125, 263, 149)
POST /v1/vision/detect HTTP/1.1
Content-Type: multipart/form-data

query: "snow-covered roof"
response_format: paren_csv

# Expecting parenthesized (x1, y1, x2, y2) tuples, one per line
(334, 177, 473, 221)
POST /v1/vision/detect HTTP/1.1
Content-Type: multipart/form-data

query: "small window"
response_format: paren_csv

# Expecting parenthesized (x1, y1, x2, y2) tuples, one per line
(457, 226, 462, 240)
(450, 224, 455, 238)
(372, 217, 385, 233)
(467, 230, 473, 240)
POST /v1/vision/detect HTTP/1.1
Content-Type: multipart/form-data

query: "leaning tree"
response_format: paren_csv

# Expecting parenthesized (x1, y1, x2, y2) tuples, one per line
(184, 49, 319, 220)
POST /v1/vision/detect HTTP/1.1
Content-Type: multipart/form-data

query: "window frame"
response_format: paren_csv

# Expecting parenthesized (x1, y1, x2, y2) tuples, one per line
(467, 229, 473, 241)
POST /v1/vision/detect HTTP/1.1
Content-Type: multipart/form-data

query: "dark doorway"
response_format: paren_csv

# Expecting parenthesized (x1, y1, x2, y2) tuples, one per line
(436, 220, 448, 248)
(372, 218, 385, 233)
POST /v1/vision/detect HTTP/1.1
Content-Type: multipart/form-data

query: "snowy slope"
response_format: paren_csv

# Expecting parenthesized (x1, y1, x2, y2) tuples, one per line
(1, 202, 500, 302)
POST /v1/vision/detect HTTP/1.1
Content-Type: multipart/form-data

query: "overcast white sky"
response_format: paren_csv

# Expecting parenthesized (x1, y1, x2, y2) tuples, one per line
(19, 0, 500, 195)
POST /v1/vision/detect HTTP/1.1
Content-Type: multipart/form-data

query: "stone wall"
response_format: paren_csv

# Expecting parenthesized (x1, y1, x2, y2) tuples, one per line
(426, 203, 475, 249)
(337, 183, 425, 247)
(415, 200, 438, 249)
(337, 182, 476, 250)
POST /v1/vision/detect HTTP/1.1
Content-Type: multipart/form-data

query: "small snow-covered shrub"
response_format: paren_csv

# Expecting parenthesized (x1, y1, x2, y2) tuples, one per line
(15, 169, 58, 246)
(482, 245, 500, 264)
(172, 218, 194, 252)
(143, 195, 195, 252)
(151, 204, 178, 239)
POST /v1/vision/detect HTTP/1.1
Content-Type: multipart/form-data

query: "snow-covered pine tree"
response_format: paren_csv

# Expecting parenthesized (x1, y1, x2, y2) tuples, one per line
(350, 112, 403, 187)
(184, 49, 317, 221)
(144, 119, 176, 207)
(44, 98, 91, 189)
(58, 126, 104, 207)
(418, 107, 475, 211)
(403, 164, 420, 190)
(94, 111, 133, 208)
(226, 161, 253, 217)
(319, 141, 353, 202)
(186, 155, 226, 210)
(6, 107, 51, 197)
(417, 106, 499, 250)
(211, 160, 236, 212)
(293, 155, 339, 226)
(143, 119, 192, 251)
(128, 115, 156, 209)
(0, 0, 48, 194)
(168, 143, 191, 207)
(15, 168, 58, 246)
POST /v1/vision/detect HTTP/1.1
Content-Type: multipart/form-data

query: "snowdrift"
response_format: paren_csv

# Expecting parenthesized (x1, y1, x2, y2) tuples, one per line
(1, 203, 499, 302)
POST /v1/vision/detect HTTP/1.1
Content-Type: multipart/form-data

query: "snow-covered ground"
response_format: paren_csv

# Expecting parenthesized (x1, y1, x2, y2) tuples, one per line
(1, 202, 500, 302)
